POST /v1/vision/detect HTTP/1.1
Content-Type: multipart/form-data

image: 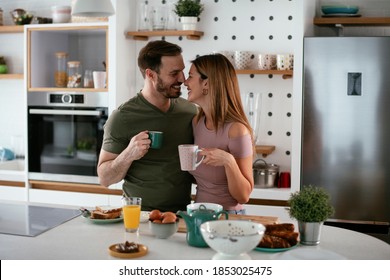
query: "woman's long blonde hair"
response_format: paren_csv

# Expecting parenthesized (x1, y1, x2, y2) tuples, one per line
(191, 53, 254, 142)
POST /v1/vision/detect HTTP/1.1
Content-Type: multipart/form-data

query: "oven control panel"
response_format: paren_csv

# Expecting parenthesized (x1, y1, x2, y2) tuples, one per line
(50, 94, 84, 104)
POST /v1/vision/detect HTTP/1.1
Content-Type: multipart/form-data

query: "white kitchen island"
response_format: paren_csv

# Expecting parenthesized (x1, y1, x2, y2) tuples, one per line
(0, 201, 389, 260)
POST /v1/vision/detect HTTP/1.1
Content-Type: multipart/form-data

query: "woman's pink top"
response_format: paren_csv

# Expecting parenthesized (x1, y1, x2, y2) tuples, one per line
(189, 116, 253, 211)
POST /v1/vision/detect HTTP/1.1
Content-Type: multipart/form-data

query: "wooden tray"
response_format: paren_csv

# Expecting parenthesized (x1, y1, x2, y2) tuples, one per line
(177, 214, 279, 233)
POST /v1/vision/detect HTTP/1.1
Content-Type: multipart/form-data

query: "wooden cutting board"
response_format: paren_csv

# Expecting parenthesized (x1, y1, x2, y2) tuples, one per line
(177, 214, 279, 233)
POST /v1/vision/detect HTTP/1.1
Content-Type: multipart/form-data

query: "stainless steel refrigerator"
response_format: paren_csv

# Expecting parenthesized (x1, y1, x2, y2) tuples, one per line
(302, 37, 390, 237)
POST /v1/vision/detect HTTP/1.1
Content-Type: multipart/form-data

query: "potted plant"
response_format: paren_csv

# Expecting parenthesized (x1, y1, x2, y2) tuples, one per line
(287, 185, 334, 245)
(174, 0, 204, 30)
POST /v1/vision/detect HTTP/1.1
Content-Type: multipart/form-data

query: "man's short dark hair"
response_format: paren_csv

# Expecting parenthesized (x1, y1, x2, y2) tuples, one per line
(138, 40, 182, 78)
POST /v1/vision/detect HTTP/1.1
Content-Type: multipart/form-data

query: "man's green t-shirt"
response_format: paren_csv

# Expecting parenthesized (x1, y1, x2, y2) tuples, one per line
(102, 92, 197, 212)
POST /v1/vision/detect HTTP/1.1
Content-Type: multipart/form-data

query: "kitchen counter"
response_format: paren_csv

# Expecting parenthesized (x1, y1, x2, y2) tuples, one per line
(0, 201, 389, 260)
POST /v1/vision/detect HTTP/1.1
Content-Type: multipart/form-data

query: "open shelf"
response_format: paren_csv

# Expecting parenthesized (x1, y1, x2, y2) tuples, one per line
(255, 145, 275, 157)
(0, 74, 23, 80)
(125, 30, 204, 40)
(27, 87, 108, 92)
(0, 25, 24, 33)
(313, 17, 390, 26)
(236, 69, 293, 79)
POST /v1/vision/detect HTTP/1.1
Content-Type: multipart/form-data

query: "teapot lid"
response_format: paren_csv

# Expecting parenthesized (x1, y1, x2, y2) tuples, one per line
(191, 204, 216, 214)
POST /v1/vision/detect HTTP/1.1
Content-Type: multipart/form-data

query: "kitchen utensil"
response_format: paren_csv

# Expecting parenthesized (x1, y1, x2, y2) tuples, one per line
(253, 159, 279, 188)
(177, 204, 228, 247)
(200, 220, 265, 259)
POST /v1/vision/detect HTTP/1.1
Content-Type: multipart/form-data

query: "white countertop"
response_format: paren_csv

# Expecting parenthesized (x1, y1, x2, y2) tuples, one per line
(0, 202, 389, 260)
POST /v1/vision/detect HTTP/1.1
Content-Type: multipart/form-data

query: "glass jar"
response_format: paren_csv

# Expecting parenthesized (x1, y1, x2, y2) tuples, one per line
(54, 52, 68, 87)
(67, 61, 82, 88)
(83, 70, 94, 88)
(0, 8, 4, 26)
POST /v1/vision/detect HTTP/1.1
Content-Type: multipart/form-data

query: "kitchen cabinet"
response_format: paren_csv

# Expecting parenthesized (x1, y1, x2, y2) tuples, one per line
(0, 25, 24, 79)
(26, 23, 109, 92)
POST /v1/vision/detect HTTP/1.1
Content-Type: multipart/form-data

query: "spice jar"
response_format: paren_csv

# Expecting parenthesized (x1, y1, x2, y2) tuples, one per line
(67, 61, 82, 88)
(54, 52, 68, 87)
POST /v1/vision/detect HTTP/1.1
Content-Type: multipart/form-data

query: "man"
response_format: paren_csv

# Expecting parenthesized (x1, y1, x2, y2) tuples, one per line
(97, 40, 197, 212)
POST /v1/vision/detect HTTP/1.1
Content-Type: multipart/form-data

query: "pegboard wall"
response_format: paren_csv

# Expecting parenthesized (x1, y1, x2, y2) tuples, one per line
(134, 0, 298, 172)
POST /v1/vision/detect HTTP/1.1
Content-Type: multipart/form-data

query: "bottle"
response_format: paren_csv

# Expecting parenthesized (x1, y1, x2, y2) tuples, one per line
(67, 61, 82, 88)
(54, 52, 68, 87)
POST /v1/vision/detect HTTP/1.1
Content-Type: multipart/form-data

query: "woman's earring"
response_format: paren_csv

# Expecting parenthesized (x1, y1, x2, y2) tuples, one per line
(202, 89, 208, 95)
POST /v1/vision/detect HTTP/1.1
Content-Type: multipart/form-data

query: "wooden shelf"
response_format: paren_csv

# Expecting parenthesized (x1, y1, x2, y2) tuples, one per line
(126, 30, 204, 40)
(28, 87, 108, 92)
(0, 73, 23, 79)
(313, 17, 390, 26)
(236, 69, 293, 79)
(0, 25, 24, 33)
(255, 145, 275, 157)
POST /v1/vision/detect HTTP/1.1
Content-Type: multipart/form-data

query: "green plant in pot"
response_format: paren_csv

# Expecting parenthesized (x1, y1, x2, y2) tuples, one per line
(287, 185, 334, 245)
(174, 0, 204, 30)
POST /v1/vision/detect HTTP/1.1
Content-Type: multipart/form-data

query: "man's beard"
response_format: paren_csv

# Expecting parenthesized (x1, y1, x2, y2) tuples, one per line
(156, 76, 182, 99)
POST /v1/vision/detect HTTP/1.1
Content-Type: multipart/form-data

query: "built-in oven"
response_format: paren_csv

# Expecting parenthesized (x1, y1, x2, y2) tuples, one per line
(28, 92, 108, 184)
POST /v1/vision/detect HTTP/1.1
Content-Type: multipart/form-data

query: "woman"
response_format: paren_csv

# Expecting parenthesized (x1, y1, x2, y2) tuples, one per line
(184, 53, 254, 214)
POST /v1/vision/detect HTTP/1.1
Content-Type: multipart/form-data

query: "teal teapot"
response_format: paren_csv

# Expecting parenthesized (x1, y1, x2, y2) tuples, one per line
(177, 204, 229, 247)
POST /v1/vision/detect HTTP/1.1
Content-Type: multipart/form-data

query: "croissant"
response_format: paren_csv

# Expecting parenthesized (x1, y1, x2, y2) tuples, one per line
(257, 223, 299, 248)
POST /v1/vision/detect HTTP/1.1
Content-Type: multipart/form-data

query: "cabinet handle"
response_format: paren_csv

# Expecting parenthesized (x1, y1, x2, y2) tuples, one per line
(29, 109, 102, 116)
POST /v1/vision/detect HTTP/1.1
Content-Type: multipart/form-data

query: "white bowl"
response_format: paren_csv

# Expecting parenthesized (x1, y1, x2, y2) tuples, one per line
(187, 203, 223, 214)
(200, 220, 265, 259)
(149, 220, 179, 239)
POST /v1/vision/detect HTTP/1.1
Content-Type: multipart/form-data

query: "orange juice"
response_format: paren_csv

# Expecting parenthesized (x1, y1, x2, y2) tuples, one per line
(123, 205, 141, 232)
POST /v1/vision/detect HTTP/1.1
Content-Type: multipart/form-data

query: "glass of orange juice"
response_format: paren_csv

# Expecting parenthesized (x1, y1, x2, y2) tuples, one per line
(122, 197, 142, 233)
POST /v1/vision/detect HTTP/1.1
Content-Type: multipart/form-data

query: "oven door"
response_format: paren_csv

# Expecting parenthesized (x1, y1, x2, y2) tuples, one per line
(28, 106, 107, 184)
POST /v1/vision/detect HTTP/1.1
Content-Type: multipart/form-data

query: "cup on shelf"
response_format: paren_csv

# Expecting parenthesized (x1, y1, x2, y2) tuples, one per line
(234, 51, 256, 70)
(151, 6, 168, 30)
(213, 51, 235, 67)
(51, 6, 71, 23)
(278, 171, 291, 188)
(277, 54, 294, 70)
(258, 54, 277, 70)
(92, 71, 106, 89)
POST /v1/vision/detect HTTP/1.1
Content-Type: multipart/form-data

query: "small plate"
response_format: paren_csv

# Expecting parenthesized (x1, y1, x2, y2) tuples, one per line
(83, 215, 123, 224)
(254, 245, 297, 253)
(108, 244, 148, 259)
